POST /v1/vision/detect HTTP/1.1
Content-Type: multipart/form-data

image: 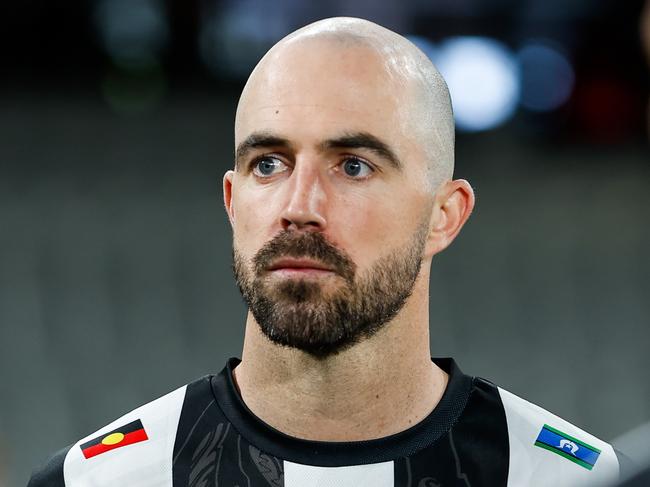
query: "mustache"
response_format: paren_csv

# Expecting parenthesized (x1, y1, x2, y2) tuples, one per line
(253, 231, 356, 282)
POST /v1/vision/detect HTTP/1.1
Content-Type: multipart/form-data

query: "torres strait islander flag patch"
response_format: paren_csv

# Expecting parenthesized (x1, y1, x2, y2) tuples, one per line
(80, 419, 149, 459)
(534, 424, 601, 470)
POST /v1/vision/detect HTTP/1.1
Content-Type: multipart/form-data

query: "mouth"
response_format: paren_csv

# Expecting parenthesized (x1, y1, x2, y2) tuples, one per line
(267, 258, 336, 277)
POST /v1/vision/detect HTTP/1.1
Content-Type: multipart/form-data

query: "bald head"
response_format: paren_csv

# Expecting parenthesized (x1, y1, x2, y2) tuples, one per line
(226, 19, 475, 359)
(235, 17, 455, 188)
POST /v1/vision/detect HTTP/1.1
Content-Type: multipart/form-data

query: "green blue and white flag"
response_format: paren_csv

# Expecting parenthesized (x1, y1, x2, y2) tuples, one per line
(534, 424, 601, 470)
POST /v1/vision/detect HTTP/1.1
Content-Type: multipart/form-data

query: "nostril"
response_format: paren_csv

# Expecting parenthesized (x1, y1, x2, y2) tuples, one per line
(281, 218, 323, 231)
(281, 218, 294, 231)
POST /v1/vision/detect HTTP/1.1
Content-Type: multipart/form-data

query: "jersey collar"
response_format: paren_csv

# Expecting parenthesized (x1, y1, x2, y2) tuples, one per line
(210, 357, 474, 466)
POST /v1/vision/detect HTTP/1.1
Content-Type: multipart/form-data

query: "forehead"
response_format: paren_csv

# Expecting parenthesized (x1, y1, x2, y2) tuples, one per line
(235, 39, 417, 153)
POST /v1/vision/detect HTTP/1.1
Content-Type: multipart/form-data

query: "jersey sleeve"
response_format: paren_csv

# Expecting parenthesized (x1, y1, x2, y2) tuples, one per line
(27, 445, 72, 487)
(27, 383, 188, 487)
(497, 386, 620, 486)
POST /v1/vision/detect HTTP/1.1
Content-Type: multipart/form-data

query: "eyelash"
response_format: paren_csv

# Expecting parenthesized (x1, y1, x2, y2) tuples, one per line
(249, 155, 375, 180)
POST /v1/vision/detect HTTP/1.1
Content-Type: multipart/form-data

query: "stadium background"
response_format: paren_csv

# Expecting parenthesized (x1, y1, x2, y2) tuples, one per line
(1, 0, 648, 485)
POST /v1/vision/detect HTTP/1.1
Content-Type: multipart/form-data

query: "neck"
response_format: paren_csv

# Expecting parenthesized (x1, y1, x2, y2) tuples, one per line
(232, 275, 448, 441)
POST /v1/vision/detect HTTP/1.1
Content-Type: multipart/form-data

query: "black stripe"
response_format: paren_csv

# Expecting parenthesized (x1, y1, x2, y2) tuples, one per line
(172, 377, 284, 486)
(172, 377, 222, 485)
(441, 377, 510, 485)
(27, 444, 72, 487)
(80, 419, 144, 449)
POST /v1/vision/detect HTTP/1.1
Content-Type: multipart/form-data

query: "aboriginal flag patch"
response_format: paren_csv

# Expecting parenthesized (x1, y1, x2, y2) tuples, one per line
(80, 419, 148, 459)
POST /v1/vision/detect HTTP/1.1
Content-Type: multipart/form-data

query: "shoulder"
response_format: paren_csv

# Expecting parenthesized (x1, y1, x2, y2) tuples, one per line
(28, 377, 210, 487)
(493, 382, 620, 486)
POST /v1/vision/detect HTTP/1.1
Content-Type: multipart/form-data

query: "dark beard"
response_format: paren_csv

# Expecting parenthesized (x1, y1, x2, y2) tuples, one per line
(233, 227, 427, 359)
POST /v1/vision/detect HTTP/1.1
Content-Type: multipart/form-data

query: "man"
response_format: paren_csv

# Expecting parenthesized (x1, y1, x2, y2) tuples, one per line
(29, 17, 624, 487)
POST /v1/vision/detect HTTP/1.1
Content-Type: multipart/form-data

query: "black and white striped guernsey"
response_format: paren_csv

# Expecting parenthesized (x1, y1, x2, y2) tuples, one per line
(28, 358, 624, 486)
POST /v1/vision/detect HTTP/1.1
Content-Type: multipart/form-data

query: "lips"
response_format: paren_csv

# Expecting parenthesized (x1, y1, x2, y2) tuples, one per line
(252, 231, 355, 283)
(267, 258, 334, 272)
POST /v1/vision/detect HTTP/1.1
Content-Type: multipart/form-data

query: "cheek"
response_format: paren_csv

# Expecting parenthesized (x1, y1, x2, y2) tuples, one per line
(332, 189, 421, 262)
(231, 186, 281, 257)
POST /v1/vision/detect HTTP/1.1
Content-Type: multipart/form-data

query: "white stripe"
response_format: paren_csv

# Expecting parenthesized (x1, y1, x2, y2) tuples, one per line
(284, 460, 394, 487)
(498, 387, 619, 487)
(63, 385, 187, 487)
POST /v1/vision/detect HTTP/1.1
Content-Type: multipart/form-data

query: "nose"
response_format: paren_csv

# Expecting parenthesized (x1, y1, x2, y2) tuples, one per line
(280, 161, 327, 231)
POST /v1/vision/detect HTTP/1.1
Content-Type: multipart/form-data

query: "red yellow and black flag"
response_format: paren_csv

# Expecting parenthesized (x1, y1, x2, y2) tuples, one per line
(80, 419, 149, 459)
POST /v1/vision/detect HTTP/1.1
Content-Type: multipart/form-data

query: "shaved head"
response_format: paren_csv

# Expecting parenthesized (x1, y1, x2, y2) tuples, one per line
(235, 17, 454, 189)
(226, 18, 475, 359)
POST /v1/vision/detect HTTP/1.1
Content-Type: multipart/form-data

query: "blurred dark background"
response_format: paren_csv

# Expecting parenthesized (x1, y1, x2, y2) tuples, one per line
(1, 0, 649, 485)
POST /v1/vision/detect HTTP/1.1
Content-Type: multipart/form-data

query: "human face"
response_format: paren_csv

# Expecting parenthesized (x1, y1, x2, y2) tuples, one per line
(225, 40, 435, 357)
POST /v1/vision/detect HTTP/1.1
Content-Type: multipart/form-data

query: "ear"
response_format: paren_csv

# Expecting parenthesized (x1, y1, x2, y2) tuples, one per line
(425, 179, 475, 257)
(223, 170, 236, 227)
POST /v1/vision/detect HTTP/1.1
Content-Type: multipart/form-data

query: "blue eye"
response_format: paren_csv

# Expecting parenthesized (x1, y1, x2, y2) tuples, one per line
(342, 158, 372, 178)
(253, 157, 287, 177)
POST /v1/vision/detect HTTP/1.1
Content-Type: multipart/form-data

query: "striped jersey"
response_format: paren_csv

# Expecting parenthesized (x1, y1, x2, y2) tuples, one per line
(28, 357, 623, 486)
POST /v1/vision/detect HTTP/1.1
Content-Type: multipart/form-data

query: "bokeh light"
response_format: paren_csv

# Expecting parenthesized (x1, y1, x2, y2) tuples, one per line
(518, 40, 575, 112)
(435, 36, 520, 132)
(93, 0, 168, 69)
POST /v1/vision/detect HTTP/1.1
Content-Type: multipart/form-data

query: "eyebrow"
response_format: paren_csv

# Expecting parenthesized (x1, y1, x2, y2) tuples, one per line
(319, 132, 402, 170)
(234, 131, 402, 171)
(235, 132, 291, 168)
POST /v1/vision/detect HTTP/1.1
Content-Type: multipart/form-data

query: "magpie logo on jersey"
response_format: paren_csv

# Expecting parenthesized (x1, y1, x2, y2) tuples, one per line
(80, 419, 149, 459)
(534, 424, 601, 470)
